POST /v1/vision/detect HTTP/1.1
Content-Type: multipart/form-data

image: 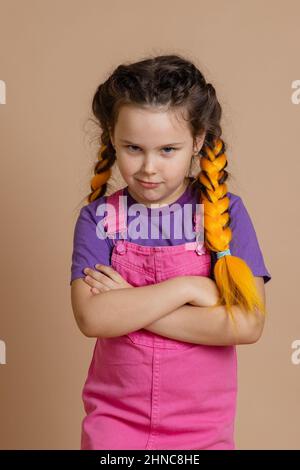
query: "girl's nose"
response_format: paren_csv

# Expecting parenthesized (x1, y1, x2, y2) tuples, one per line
(141, 155, 157, 174)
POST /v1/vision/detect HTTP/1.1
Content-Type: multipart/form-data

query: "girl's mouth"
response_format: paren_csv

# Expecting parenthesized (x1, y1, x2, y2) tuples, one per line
(136, 179, 161, 189)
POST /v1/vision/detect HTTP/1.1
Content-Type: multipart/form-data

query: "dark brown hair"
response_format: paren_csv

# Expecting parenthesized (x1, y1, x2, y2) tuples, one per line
(87, 54, 228, 203)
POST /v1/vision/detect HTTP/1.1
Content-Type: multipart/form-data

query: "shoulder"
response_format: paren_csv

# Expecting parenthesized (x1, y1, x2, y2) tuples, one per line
(227, 191, 242, 209)
(226, 191, 257, 227)
(227, 191, 251, 223)
(227, 192, 272, 283)
(72, 194, 111, 248)
(75, 188, 123, 227)
(77, 194, 108, 222)
(73, 188, 125, 241)
(79, 187, 125, 218)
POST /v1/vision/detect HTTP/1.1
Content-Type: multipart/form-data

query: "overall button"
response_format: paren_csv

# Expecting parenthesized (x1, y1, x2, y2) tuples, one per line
(116, 242, 126, 254)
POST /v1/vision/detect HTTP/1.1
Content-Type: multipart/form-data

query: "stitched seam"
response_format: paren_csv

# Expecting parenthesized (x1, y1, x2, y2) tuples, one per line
(158, 260, 211, 277)
(111, 255, 155, 276)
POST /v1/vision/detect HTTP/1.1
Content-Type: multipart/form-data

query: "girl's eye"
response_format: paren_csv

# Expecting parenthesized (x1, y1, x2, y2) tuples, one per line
(126, 145, 177, 154)
(162, 147, 176, 154)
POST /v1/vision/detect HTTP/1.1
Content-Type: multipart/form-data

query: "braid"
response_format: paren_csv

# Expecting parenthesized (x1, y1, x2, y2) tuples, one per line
(87, 142, 115, 203)
(198, 137, 266, 321)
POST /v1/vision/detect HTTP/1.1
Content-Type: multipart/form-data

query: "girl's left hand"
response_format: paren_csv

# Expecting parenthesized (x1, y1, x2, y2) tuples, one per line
(83, 264, 134, 295)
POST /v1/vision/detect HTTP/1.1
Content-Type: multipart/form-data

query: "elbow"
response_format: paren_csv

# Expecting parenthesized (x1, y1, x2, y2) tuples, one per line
(239, 315, 265, 345)
(71, 297, 104, 338)
(77, 314, 115, 339)
(75, 315, 96, 338)
(251, 323, 265, 344)
(241, 329, 262, 345)
(78, 319, 108, 338)
(79, 312, 110, 338)
(71, 287, 116, 338)
(71, 301, 97, 337)
(72, 304, 101, 338)
(81, 325, 97, 338)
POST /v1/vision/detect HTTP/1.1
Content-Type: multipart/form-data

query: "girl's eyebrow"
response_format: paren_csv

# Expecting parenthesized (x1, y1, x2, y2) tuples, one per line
(120, 139, 185, 147)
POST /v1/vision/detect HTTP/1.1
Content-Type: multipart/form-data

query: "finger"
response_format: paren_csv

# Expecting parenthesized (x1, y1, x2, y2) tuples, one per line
(95, 264, 125, 284)
(85, 270, 116, 289)
(89, 281, 109, 294)
(95, 268, 132, 290)
(96, 285, 110, 293)
(84, 275, 94, 287)
(91, 287, 101, 295)
(84, 274, 110, 292)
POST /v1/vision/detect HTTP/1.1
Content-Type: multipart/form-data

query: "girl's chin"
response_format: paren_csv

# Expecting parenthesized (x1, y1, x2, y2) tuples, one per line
(129, 186, 167, 206)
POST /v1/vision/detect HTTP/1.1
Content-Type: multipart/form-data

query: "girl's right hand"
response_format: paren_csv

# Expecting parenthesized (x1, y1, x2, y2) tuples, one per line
(183, 275, 221, 308)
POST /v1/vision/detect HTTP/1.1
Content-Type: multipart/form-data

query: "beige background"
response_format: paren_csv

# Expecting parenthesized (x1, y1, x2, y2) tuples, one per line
(0, 0, 299, 450)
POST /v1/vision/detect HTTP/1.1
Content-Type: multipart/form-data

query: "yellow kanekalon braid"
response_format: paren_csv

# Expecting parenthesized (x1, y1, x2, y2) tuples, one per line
(89, 143, 112, 203)
(199, 138, 266, 322)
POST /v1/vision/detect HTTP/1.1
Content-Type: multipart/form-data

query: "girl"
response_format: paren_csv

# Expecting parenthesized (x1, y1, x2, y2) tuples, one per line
(70, 54, 272, 450)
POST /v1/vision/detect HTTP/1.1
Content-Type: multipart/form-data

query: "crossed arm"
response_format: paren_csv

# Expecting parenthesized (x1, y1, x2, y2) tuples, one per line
(71, 264, 266, 346)
(144, 275, 266, 346)
(143, 289, 265, 346)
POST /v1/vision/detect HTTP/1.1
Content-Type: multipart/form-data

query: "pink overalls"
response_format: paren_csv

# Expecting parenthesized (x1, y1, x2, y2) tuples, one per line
(81, 188, 238, 450)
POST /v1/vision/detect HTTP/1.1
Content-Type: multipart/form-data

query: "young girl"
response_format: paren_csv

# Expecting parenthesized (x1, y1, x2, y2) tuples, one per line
(70, 54, 272, 450)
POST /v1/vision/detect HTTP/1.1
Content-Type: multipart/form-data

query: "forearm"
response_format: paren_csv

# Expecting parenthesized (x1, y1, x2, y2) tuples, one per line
(144, 303, 263, 346)
(85, 276, 190, 338)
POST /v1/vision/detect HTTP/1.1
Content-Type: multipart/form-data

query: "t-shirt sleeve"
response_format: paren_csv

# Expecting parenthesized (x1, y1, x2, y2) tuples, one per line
(210, 193, 272, 284)
(70, 201, 112, 285)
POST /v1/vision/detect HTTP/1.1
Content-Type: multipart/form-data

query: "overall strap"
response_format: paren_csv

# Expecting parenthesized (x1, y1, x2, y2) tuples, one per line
(187, 203, 206, 254)
(193, 210, 202, 234)
(102, 188, 127, 240)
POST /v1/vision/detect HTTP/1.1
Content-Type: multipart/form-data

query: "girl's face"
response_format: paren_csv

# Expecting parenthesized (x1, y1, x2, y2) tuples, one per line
(110, 104, 205, 207)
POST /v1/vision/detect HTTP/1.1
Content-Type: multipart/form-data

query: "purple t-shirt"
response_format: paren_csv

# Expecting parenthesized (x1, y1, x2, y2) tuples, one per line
(70, 181, 271, 285)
